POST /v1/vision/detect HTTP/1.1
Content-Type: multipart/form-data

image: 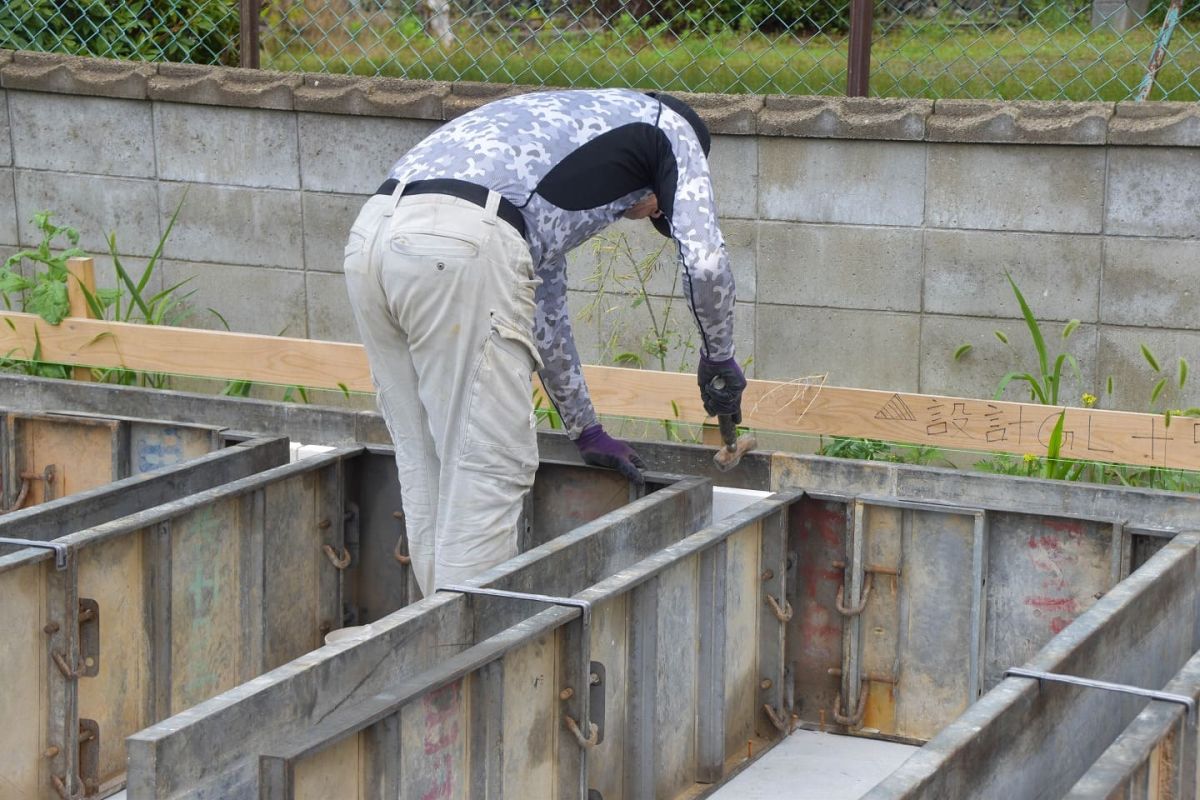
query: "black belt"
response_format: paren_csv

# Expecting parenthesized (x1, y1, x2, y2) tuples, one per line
(376, 178, 527, 239)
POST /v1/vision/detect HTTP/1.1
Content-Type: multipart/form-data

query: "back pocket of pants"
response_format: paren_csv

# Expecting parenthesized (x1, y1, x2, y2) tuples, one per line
(390, 231, 479, 258)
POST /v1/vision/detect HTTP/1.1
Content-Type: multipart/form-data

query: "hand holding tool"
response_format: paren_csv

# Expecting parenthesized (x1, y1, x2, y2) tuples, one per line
(710, 378, 757, 471)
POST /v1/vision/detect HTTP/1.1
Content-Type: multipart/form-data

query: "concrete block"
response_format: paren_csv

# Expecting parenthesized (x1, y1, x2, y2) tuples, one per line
(294, 74, 448, 120)
(928, 100, 1111, 145)
(0, 169, 16, 246)
(148, 64, 299, 110)
(298, 113, 441, 194)
(758, 222, 922, 312)
(568, 289, 600, 367)
(924, 230, 1101, 322)
(444, 81, 542, 119)
(598, 296, 753, 375)
(9, 92, 154, 177)
(159, 260, 307, 337)
(926, 143, 1104, 233)
(15, 170, 160, 256)
(1098, 326, 1200, 413)
(158, 183, 303, 269)
(0, 52, 153, 99)
(674, 91, 762, 136)
(1103, 237, 1200, 329)
(759, 96, 931, 141)
(306, 270, 356, 343)
(760, 138, 925, 226)
(303, 192, 370, 273)
(1106, 147, 1200, 238)
(0, 90, 9, 167)
(710, 134, 756, 220)
(756, 305, 920, 391)
(1110, 102, 1200, 146)
(919, 314, 1097, 405)
(0, 51, 12, 69)
(155, 103, 299, 189)
(565, 217, 755, 303)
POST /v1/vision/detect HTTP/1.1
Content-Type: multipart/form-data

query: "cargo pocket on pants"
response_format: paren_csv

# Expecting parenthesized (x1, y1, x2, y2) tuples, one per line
(459, 323, 540, 474)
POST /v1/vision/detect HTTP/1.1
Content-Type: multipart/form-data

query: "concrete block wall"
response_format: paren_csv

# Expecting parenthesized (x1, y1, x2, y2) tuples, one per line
(2, 50, 1199, 413)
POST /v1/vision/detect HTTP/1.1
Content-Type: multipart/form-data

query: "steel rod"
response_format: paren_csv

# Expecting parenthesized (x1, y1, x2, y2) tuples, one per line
(1006, 667, 1196, 721)
(0, 536, 67, 569)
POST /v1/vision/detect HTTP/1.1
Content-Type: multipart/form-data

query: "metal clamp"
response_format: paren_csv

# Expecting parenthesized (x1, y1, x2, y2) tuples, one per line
(321, 544, 351, 569)
(0, 537, 68, 570)
(835, 579, 873, 616)
(2, 466, 55, 513)
(1005, 667, 1197, 722)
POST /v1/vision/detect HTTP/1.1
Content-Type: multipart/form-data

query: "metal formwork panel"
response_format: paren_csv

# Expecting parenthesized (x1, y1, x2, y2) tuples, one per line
(127, 475, 717, 800)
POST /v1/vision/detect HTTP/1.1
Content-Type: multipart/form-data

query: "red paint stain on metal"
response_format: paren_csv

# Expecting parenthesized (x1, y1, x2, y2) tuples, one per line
(1050, 617, 1072, 634)
(797, 560, 843, 600)
(1044, 518, 1086, 540)
(419, 680, 462, 799)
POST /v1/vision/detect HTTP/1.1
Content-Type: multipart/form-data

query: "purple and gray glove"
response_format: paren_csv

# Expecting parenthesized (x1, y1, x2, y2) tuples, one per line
(575, 423, 647, 485)
(697, 355, 747, 424)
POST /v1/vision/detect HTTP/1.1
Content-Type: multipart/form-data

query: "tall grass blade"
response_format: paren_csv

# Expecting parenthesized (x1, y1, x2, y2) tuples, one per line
(1005, 271, 1048, 381)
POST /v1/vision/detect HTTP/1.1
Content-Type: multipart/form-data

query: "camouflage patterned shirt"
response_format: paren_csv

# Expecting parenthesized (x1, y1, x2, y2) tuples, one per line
(387, 88, 736, 438)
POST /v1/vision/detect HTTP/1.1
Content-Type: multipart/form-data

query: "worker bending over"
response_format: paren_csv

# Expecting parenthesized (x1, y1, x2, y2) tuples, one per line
(344, 89, 746, 595)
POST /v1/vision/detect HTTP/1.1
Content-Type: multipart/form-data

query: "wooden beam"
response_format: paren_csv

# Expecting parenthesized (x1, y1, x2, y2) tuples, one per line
(64, 257, 96, 382)
(0, 311, 1192, 471)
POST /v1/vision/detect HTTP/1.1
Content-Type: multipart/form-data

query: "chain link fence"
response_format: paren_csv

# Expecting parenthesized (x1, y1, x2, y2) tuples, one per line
(2, 1, 1198, 100)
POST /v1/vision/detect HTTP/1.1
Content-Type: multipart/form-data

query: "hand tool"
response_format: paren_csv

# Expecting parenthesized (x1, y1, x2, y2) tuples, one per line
(709, 376, 756, 471)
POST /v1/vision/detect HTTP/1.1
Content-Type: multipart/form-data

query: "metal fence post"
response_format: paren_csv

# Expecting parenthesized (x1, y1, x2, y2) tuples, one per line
(240, 0, 261, 70)
(847, 0, 874, 97)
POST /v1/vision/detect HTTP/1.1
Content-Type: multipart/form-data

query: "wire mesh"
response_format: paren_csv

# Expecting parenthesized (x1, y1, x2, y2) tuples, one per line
(2, 1, 1198, 100)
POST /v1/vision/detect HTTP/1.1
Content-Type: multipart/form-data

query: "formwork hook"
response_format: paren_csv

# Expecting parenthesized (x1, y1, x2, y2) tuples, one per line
(766, 594, 793, 623)
(52, 651, 80, 680)
(564, 714, 600, 748)
(835, 579, 873, 616)
(833, 682, 869, 728)
(763, 703, 789, 733)
(393, 536, 412, 565)
(322, 544, 351, 569)
(50, 773, 81, 800)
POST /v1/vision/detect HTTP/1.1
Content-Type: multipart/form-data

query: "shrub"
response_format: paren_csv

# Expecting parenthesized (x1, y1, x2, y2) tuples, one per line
(0, 0, 239, 66)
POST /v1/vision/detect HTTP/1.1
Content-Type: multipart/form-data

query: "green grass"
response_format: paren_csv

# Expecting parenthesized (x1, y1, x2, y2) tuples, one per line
(260, 12, 1200, 101)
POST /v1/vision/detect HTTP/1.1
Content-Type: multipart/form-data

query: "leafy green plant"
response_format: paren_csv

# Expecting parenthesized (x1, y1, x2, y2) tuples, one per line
(818, 435, 951, 467)
(0, 211, 88, 324)
(580, 231, 704, 442)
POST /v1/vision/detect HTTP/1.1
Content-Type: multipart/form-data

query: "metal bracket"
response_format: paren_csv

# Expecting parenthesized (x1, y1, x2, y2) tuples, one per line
(78, 599, 99, 678)
(1005, 667, 1197, 723)
(0, 537, 68, 570)
(437, 584, 592, 625)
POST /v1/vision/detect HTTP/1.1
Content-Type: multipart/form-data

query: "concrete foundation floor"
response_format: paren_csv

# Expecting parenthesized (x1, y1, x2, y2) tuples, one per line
(709, 730, 919, 800)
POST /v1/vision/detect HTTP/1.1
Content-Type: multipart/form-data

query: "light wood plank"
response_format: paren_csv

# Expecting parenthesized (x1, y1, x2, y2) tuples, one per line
(3, 311, 1198, 470)
(65, 257, 95, 382)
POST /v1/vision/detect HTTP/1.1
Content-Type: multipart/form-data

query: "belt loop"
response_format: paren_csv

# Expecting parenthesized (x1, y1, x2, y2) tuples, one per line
(482, 190, 501, 227)
(383, 177, 408, 217)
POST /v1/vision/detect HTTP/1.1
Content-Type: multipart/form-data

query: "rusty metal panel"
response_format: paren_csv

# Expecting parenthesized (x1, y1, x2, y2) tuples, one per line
(499, 633, 555, 798)
(400, 680, 468, 800)
(655, 556, 700, 799)
(789, 496, 848, 726)
(857, 503, 902, 736)
(129, 421, 219, 475)
(0, 561, 46, 800)
(11, 414, 120, 507)
(263, 472, 327, 669)
(724, 521, 761, 758)
(77, 529, 149, 792)
(984, 512, 1113, 690)
(169, 498, 246, 712)
(293, 734, 361, 800)
(588, 594, 627, 800)
(529, 462, 630, 547)
(893, 508, 975, 740)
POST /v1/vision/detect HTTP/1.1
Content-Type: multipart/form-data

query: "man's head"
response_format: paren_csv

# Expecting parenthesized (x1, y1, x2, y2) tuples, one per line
(643, 93, 710, 237)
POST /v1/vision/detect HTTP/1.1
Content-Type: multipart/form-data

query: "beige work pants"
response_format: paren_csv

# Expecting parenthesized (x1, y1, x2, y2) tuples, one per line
(343, 182, 542, 596)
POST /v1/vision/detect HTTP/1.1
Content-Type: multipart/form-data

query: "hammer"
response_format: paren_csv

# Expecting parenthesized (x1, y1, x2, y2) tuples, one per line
(709, 376, 757, 472)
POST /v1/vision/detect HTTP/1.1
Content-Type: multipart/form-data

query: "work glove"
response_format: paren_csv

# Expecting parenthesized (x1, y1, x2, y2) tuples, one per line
(697, 355, 746, 424)
(575, 424, 647, 486)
